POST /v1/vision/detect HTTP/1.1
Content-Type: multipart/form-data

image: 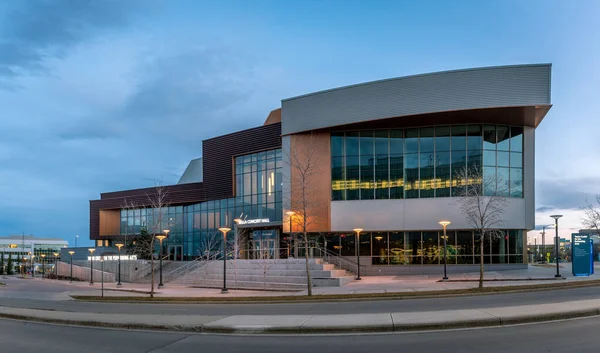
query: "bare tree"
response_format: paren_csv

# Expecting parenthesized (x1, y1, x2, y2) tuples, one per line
(582, 195, 600, 236)
(287, 134, 324, 296)
(122, 185, 170, 298)
(454, 165, 508, 289)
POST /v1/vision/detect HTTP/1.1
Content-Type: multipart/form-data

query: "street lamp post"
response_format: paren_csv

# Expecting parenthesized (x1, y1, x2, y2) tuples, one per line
(156, 230, 169, 289)
(75, 235, 78, 248)
(115, 243, 124, 287)
(88, 248, 96, 285)
(550, 215, 563, 278)
(101, 257, 105, 298)
(218, 227, 231, 293)
(286, 211, 295, 258)
(53, 252, 59, 277)
(439, 220, 451, 281)
(40, 254, 46, 279)
(541, 226, 547, 263)
(353, 228, 363, 280)
(68, 251, 75, 282)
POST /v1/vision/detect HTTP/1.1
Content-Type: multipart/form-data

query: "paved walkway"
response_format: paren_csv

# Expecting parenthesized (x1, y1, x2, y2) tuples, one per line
(58, 263, 598, 298)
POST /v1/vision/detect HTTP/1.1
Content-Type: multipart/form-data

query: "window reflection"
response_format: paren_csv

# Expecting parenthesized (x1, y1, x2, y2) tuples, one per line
(330, 124, 525, 200)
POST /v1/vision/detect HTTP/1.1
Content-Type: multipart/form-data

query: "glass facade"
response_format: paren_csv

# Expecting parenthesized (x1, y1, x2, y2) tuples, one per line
(324, 230, 524, 265)
(331, 125, 524, 200)
(119, 149, 282, 260)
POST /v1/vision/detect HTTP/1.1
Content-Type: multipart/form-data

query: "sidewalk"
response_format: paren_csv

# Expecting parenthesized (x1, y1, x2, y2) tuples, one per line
(63, 263, 598, 298)
(1, 297, 599, 334)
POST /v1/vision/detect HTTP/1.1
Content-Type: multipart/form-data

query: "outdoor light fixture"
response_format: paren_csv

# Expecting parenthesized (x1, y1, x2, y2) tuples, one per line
(353, 228, 363, 280)
(88, 248, 95, 285)
(53, 252, 59, 277)
(550, 215, 563, 278)
(68, 251, 75, 282)
(40, 254, 46, 279)
(375, 236, 383, 241)
(438, 221, 451, 281)
(218, 227, 231, 293)
(286, 211, 295, 258)
(156, 230, 169, 289)
(115, 243, 124, 287)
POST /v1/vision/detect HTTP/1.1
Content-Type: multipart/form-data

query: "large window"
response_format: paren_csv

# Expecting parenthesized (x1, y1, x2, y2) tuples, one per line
(120, 149, 283, 260)
(328, 230, 525, 265)
(331, 125, 524, 200)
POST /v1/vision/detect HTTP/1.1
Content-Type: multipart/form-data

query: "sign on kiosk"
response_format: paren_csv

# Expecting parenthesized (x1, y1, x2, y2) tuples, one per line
(571, 233, 594, 277)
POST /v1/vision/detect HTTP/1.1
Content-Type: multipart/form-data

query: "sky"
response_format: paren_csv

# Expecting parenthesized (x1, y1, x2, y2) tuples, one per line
(1, 0, 599, 247)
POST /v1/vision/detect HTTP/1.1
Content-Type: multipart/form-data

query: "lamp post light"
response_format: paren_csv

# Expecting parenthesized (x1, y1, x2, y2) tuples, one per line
(88, 248, 96, 285)
(550, 215, 563, 278)
(40, 254, 46, 279)
(115, 243, 124, 287)
(31, 254, 35, 277)
(101, 257, 105, 298)
(53, 252, 59, 278)
(286, 211, 295, 258)
(156, 230, 169, 289)
(68, 251, 75, 282)
(439, 221, 451, 282)
(353, 228, 363, 280)
(218, 227, 231, 293)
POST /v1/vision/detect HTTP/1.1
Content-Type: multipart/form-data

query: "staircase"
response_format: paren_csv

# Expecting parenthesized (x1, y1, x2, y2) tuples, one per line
(167, 258, 354, 291)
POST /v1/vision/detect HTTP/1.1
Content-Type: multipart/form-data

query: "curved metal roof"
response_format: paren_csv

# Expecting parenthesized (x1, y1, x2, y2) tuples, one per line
(281, 64, 551, 135)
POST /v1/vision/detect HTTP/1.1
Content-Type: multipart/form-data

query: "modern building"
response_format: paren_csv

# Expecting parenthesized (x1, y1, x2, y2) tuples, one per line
(90, 64, 552, 274)
(0, 235, 68, 265)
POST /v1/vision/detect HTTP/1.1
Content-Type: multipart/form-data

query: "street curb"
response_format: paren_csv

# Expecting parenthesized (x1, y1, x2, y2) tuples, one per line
(2, 308, 600, 335)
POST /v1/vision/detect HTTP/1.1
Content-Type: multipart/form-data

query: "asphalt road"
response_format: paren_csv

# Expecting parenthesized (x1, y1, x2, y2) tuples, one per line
(1, 316, 599, 353)
(2, 279, 600, 316)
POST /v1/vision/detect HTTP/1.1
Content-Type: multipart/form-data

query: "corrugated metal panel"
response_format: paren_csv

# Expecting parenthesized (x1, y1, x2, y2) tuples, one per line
(202, 123, 282, 200)
(282, 64, 551, 135)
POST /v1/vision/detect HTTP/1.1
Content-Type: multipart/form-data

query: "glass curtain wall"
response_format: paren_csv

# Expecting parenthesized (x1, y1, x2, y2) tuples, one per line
(324, 230, 524, 265)
(119, 149, 282, 260)
(331, 125, 523, 200)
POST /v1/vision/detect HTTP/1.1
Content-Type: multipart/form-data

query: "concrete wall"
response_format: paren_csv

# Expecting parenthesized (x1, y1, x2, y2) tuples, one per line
(524, 126, 535, 230)
(57, 261, 115, 282)
(331, 197, 526, 232)
(73, 260, 155, 283)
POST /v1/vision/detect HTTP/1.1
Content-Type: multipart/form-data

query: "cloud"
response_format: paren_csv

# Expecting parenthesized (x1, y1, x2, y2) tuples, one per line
(0, 0, 153, 85)
(536, 177, 600, 211)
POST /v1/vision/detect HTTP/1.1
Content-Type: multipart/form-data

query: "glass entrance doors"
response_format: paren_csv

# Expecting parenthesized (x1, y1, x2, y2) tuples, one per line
(168, 245, 183, 261)
(247, 229, 279, 259)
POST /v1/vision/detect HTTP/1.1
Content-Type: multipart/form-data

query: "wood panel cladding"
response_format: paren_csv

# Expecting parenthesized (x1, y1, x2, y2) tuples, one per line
(99, 210, 120, 236)
(202, 122, 281, 200)
(289, 131, 331, 232)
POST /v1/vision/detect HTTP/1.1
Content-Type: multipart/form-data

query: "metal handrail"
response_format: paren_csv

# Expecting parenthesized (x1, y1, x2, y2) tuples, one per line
(316, 247, 365, 274)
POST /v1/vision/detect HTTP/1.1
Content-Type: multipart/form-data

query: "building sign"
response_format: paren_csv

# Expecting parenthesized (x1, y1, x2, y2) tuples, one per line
(572, 233, 593, 276)
(237, 218, 270, 225)
(87, 255, 138, 261)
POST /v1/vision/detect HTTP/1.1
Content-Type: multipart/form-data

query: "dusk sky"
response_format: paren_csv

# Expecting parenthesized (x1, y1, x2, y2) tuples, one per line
(1, 0, 599, 247)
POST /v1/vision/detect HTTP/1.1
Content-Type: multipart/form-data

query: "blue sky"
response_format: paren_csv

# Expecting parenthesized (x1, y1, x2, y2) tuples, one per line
(1, 0, 599, 246)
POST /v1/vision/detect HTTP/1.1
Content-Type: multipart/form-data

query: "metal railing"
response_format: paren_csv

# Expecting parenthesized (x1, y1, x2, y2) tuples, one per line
(316, 247, 365, 275)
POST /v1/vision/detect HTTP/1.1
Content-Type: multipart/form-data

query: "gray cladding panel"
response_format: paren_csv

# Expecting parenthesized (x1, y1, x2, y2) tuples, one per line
(282, 64, 551, 135)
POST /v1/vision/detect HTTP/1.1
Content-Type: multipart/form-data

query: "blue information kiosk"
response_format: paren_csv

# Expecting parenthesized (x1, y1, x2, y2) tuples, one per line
(572, 233, 594, 276)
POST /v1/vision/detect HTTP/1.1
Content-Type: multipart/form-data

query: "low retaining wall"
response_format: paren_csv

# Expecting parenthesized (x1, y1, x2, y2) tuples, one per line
(57, 262, 115, 283)
(73, 260, 155, 283)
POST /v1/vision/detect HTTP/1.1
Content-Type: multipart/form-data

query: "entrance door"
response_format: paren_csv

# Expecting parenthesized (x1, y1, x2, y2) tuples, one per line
(251, 239, 277, 259)
(168, 245, 183, 261)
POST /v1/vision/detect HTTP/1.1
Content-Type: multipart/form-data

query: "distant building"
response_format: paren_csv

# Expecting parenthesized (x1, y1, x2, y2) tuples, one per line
(0, 235, 68, 262)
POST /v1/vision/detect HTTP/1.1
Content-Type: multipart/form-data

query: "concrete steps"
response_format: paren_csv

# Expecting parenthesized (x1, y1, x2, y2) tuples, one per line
(167, 258, 354, 290)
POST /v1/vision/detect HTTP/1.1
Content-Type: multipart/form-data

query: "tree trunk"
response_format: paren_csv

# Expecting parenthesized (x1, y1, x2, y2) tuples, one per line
(303, 231, 313, 296)
(479, 233, 484, 289)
